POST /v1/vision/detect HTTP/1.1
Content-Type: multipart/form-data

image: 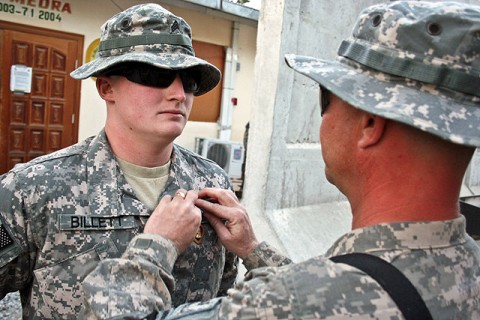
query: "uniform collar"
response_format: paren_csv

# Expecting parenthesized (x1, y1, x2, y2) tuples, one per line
(85, 131, 195, 214)
(85, 130, 124, 215)
(325, 216, 468, 257)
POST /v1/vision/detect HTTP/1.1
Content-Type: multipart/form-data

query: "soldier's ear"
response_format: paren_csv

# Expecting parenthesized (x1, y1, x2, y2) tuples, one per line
(96, 76, 115, 102)
(358, 114, 386, 149)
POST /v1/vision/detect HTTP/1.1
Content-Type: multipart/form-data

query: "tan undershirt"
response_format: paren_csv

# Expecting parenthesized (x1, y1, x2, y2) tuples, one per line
(116, 157, 171, 210)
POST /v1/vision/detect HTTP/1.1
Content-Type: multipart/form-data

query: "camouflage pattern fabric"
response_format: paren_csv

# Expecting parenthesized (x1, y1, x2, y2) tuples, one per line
(81, 216, 480, 319)
(70, 3, 221, 96)
(241, 241, 292, 270)
(0, 129, 238, 319)
(285, 1, 480, 148)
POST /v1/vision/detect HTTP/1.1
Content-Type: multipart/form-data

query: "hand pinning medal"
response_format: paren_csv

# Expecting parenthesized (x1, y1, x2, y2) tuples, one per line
(174, 191, 187, 199)
(174, 189, 205, 245)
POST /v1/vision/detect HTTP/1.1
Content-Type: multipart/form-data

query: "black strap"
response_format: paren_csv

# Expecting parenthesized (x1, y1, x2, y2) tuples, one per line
(331, 253, 433, 320)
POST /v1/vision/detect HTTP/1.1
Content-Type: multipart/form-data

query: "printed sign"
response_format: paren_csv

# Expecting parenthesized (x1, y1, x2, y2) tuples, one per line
(10, 65, 32, 93)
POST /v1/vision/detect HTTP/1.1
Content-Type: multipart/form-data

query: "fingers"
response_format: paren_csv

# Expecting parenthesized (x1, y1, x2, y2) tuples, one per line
(144, 189, 201, 253)
(195, 198, 230, 221)
(203, 209, 230, 231)
(150, 188, 257, 258)
(197, 188, 238, 206)
(203, 211, 229, 237)
(196, 188, 240, 222)
(174, 190, 187, 199)
(173, 189, 197, 201)
(196, 189, 259, 258)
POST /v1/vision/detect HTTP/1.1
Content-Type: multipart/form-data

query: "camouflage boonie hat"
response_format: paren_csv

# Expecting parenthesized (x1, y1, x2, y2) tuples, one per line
(285, 1, 480, 147)
(71, 3, 220, 96)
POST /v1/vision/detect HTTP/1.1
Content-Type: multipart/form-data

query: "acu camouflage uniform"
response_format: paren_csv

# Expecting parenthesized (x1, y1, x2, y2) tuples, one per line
(82, 217, 480, 319)
(81, 1, 480, 319)
(0, 130, 238, 319)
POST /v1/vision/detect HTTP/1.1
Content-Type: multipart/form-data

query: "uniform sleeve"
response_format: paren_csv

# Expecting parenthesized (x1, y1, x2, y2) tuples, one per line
(82, 246, 294, 320)
(0, 172, 34, 298)
(80, 234, 179, 319)
(242, 241, 292, 271)
(156, 266, 293, 319)
(81, 233, 405, 320)
(153, 258, 401, 320)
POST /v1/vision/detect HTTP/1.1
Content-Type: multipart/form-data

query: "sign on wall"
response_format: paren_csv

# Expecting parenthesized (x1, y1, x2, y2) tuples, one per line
(86, 38, 99, 63)
(0, 0, 72, 22)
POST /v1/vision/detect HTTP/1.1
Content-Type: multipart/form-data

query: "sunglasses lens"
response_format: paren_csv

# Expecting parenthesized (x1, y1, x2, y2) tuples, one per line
(180, 72, 199, 94)
(128, 68, 176, 88)
(106, 64, 199, 94)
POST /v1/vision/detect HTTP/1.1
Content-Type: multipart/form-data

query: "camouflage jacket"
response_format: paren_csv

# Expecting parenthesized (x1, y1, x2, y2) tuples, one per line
(81, 216, 480, 319)
(0, 130, 238, 319)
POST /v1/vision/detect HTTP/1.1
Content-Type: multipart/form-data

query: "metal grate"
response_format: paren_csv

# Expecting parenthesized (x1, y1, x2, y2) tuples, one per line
(206, 143, 230, 169)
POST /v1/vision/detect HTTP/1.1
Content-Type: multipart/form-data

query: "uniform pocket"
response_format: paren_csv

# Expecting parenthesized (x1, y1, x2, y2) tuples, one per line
(32, 237, 118, 318)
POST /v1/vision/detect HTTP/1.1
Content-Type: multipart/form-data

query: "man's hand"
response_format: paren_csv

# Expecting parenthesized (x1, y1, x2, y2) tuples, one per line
(144, 189, 202, 253)
(196, 188, 259, 259)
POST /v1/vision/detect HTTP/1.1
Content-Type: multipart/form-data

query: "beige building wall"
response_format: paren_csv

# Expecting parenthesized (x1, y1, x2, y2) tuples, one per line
(0, 0, 257, 151)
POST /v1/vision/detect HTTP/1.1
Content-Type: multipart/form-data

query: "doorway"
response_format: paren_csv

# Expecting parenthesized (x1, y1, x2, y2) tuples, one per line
(0, 21, 83, 174)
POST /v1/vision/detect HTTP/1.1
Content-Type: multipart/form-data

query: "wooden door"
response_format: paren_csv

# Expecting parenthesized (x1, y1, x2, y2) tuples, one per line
(0, 22, 83, 174)
(189, 40, 225, 123)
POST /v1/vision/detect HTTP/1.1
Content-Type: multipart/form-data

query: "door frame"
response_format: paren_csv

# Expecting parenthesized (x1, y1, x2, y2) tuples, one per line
(0, 21, 83, 173)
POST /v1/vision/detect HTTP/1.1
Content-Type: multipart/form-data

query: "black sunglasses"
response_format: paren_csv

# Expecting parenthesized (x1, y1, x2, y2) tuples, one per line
(320, 85, 330, 117)
(104, 63, 199, 94)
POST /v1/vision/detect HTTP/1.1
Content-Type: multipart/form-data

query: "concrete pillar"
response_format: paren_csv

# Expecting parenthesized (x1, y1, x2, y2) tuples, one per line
(242, 0, 480, 262)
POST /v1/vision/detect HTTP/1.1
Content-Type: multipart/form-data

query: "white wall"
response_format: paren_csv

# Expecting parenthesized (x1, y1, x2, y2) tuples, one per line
(230, 22, 257, 143)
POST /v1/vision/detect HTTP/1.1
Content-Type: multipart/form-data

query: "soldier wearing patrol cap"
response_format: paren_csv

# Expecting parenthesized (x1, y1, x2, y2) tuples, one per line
(80, 1, 480, 319)
(0, 3, 238, 319)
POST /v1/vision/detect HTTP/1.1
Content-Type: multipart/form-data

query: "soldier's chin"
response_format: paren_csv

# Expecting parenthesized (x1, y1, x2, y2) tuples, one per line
(324, 169, 332, 182)
(324, 170, 338, 188)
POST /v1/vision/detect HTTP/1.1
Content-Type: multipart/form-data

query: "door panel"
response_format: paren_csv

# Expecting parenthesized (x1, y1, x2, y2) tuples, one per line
(0, 22, 83, 174)
(189, 40, 225, 123)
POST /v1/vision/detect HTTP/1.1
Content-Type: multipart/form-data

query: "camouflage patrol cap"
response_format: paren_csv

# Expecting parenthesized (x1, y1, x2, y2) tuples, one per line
(71, 3, 220, 96)
(285, 1, 480, 147)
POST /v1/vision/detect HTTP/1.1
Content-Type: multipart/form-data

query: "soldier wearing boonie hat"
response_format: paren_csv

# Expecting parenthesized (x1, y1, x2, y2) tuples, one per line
(71, 2, 220, 96)
(78, 1, 480, 319)
(0, 3, 238, 319)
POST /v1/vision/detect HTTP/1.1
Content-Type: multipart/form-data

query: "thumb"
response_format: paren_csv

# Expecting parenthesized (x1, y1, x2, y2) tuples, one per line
(204, 211, 229, 239)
